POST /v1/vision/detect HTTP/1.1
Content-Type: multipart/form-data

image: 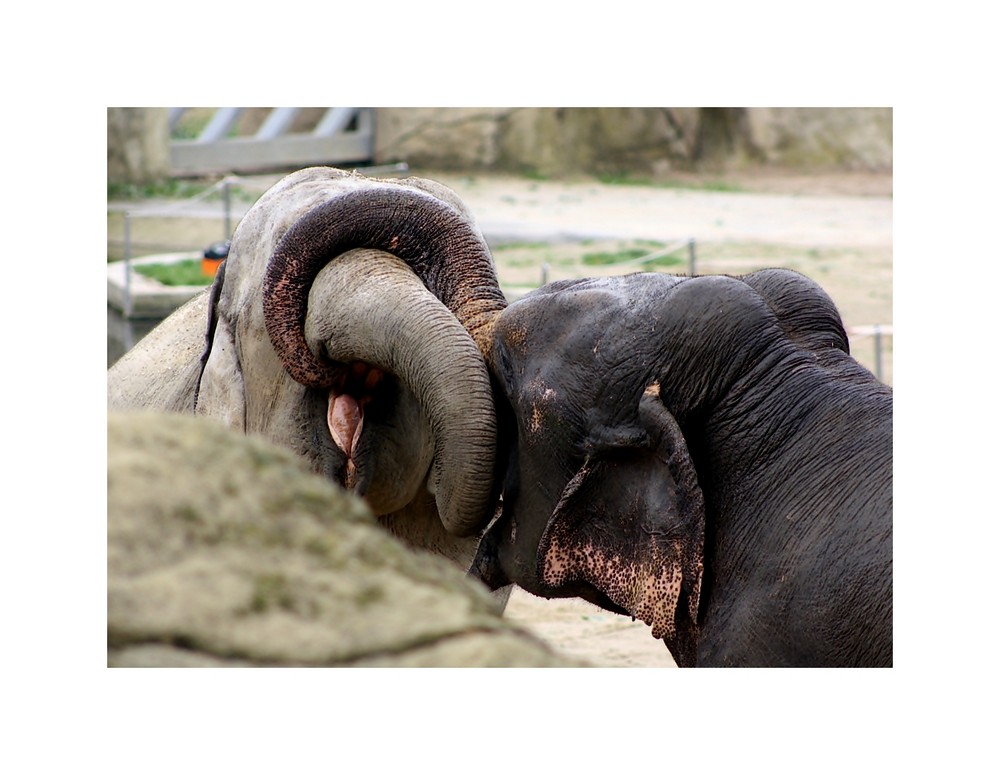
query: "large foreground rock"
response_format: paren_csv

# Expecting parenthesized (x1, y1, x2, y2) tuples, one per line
(108, 412, 574, 667)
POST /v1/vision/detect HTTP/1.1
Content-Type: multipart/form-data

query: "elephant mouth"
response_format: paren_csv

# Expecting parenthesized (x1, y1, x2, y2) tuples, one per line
(325, 361, 385, 488)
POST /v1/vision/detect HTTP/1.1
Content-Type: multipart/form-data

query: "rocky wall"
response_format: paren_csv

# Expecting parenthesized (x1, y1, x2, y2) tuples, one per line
(107, 108, 171, 185)
(373, 107, 891, 177)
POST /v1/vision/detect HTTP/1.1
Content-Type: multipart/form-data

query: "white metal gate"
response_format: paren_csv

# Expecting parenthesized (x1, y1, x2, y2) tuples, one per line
(168, 107, 374, 176)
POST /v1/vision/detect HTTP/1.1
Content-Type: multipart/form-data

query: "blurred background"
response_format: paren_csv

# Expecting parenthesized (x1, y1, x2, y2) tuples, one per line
(109, 107, 891, 184)
(107, 107, 892, 382)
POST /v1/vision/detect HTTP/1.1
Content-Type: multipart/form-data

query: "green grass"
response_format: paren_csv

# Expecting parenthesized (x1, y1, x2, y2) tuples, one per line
(582, 248, 649, 265)
(492, 241, 553, 252)
(107, 178, 260, 203)
(491, 238, 691, 278)
(107, 178, 217, 201)
(596, 173, 745, 193)
(133, 258, 214, 286)
(581, 241, 685, 268)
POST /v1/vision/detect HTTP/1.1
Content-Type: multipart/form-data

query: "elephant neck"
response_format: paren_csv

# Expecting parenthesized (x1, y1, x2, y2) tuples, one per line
(691, 347, 891, 531)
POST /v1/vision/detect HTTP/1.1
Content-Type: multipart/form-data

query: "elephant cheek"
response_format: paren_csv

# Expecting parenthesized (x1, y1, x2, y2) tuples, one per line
(535, 450, 705, 650)
(541, 527, 693, 642)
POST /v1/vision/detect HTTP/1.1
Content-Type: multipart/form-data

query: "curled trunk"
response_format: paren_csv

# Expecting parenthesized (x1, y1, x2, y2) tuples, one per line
(258, 173, 509, 536)
(304, 249, 499, 536)
(263, 184, 508, 388)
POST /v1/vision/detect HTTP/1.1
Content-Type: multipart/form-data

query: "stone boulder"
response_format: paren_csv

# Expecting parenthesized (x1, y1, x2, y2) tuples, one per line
(108, 412, 575, 667)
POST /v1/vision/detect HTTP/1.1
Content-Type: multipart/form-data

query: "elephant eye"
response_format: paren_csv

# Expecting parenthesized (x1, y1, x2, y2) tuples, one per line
(587, 425, 651, 455)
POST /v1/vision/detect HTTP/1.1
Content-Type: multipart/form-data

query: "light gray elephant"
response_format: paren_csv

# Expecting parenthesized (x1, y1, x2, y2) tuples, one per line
(108, 167, 510, 577)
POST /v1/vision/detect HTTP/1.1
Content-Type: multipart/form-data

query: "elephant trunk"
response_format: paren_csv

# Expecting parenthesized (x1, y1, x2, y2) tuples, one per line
(304, 249, 499, 537)
(263, 184, 508, 385)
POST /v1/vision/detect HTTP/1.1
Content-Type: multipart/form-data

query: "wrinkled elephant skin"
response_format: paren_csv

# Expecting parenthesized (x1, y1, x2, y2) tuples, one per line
(109, 167, 510, 590)
(473, 269, 892, 667)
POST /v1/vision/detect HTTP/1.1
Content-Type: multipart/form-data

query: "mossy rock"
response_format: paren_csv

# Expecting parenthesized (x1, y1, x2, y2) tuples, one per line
(108, 412, 576, 667)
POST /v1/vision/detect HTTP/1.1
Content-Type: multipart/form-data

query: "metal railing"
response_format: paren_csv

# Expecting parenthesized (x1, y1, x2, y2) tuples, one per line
(168, 108, 375, 176)
(517, 240, 891, 384)
(111, 165, 410, 317)
(110, 176, 891, 383)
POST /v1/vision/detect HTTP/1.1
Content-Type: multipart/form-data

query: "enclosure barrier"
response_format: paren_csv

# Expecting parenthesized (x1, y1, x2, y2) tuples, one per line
(113, 165, 410, 317)
(111, 175, 891, 383)
(845, 324, 893, 383)
(168, 108, 375, 176)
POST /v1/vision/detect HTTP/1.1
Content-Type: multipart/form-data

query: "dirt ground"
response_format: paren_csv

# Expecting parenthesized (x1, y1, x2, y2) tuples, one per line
(109, 166, 892, 668)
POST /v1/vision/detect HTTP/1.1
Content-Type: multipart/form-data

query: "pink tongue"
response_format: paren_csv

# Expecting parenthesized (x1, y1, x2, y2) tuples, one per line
(328, 393, 362, 459)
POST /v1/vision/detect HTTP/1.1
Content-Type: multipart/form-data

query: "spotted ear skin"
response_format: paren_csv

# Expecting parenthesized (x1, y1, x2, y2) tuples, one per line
(536, 389, 705, 667)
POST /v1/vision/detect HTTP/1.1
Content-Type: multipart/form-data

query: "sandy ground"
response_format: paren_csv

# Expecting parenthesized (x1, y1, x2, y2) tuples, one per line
(504, 589, 680, 667)
(109, 167, 892, 668)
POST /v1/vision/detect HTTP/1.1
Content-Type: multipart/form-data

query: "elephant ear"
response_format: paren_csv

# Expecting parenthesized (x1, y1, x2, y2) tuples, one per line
(536, 387, 705, 666)
(193, 268, 247, 431)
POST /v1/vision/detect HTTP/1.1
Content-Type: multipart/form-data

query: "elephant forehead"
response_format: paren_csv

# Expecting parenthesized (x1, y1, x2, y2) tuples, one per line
(498, 285, 623, 358)
(500, 274, 685, 345)
(497, 282, 667, 397)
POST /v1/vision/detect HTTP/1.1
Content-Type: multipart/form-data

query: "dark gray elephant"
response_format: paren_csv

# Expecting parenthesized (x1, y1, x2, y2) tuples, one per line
(470, 268, 892, 667)
(109, 167, 509, 573)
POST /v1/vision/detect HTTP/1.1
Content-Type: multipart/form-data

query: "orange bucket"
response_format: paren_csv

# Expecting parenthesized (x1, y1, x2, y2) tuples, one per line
(202, 241, 230, 277)
(202, 256, 224, 277)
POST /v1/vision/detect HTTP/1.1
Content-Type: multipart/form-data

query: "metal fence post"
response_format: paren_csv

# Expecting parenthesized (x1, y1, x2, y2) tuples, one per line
(688, 238, 697, 276)
(874, 324, 883, 382)
(223, 178, 232, 239)
(123, 211, 132, 318)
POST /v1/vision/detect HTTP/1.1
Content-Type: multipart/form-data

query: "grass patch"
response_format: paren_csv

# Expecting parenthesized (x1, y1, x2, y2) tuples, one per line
(671, 178, 745, 193)
(582, 248, 651, 265)
(107, 179, 217, 201)
(492, 241, 553, 252)
(519, 167, 549, 181)
(107, 178, 260, 203)
(596, 173, 745, 193)
(492, 238, 691, 280)
(595, 173, 655, 187)
(133, 258, 214, 286)
(581, 240, 685, 268)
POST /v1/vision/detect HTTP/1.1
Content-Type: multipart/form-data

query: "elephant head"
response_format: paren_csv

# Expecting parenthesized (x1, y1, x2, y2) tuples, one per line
(471, 273, 705, 663)
(187, 168, 509, 550)
(472, 268, 892, 667)
(109, 168, 510, 581)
